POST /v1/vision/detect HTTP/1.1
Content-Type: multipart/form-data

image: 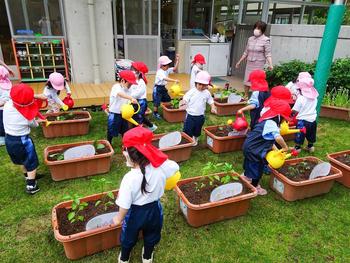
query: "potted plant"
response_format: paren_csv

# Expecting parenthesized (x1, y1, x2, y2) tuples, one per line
(212, 89, 246, 116)
(204, 124, 248, 153)
(327, 150, 350, 188)
(41, 111, 92, 138)
(269, 156, 342, 201)
(161, 98, 186, 123)
(174, 162, 257, 227)
(52, 178, 121, 260)
(44, 140, 114, 181)
(320, 88, 350, 121)
(152, 132, 195, 162)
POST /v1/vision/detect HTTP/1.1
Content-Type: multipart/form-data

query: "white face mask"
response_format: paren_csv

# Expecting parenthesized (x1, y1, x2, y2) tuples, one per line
(122, 150, 135, 168)
(253, 29, 262, 37)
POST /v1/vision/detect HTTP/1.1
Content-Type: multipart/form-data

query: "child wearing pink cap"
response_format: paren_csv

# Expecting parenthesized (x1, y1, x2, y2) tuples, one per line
(152, 55, 180, 120)
(0, 66, 12, 146)
(190, 53, 206, 90)
(292, 72, 319, 153)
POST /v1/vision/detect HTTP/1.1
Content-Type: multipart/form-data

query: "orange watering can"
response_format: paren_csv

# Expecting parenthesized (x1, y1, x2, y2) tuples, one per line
(232, 113, 248, 131)
(170, 83, 184, 97)
(266, 149, 299, 169)
(63, 94, 74, 109)
(280, 121, 306, 136)
(121, 101, 140, 126)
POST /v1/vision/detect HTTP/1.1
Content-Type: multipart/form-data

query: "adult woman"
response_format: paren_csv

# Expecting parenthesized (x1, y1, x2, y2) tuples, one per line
(236, 21, 273, 98)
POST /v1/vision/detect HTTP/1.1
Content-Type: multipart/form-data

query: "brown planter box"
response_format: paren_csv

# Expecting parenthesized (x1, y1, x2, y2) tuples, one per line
(327, 150, 350, 188)
(161, 104, 186, 123)
(41, 111, 91, 138)
(213, 99, 246, 116)
(269, 157, 342, 201)
(52, 190, 121, 260)
(320, 105, 350, 121)
(174, 173, 257, 227)
(152, 132, 195, 162)
(204, 125, 248, 153)
(44, 140, 114, 181)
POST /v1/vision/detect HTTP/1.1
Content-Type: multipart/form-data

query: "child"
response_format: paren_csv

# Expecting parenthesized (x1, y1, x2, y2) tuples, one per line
(292, 72, 318, 153)
(107, 70, 138, 145)
(285, 76, 301, 101)
(182, 71, 217, 146)
(0, 59, 15, 77)
(152, 55, 180, 119)
(130, 61, 157, 132)
(113, 126, 179, 263)
(36, 72, 71, 113)
(237, 70, 270, 129)
(190, 53, 206, 90)
(3, 84, 43, 194)
(0, 66, 12, 146)
(242, 99, 290, 195)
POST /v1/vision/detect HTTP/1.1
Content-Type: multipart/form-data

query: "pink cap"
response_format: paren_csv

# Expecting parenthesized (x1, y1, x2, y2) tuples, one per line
(195, 71, 211, 85)
(158, 56, 172, 66)
(296, 72, 318, 99)
(49, 72, 65, 91)
(297, 72, 312, 82)
(0, 66, 12, 90)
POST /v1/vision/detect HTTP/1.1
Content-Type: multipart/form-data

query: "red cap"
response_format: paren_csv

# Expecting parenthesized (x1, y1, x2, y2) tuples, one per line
(122, 126, 168, 168)
(131, 61, 149, 84)
(264, 85, 294, 106)
(192, 53, 206, 65)
(259, 99, 291, 122)
(10, 83, 44, 121)
(249, 70, 268, 91)
(119, 70, 137, 85)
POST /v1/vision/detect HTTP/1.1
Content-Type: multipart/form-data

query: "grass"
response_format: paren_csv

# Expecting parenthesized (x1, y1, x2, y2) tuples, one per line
(0, 108, 350, 262)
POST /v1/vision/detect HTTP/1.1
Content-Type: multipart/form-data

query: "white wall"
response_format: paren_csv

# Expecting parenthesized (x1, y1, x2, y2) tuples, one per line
(63, 0, 114, 83)
(270, 24, 350, 65)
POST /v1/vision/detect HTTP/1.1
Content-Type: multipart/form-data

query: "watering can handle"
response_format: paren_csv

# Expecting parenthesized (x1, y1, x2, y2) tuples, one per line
(236, 112, 246, 119)
(131, 101, 140, 114)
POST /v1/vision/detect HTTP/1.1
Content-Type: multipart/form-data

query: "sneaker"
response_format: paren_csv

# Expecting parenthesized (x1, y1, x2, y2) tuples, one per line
(153, 112, 162, 120)
(118, 253, 129, 263)
(192, 136, 198, 146)
(26, 183, 40, 195)
(306, 146, 315, 153)
(256, 185, 267, 196)
(148, 124, 158, 132)
(0, 136, 5, 146)
(142, 247, 154, 263)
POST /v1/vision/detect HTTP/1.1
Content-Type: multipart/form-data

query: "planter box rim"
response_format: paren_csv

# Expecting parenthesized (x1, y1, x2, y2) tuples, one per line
(153, 132, 195, 149)
(161, 104, 186, 113)
(327, 150, 350, 171)
(270, 156, 342, 186)
(44, 140, 114, 165)
(321, 105, 350, 111)
(214, 100, 246, 107)
(174, 172, 257, 210)
(204, 125, 248, 140)
(40, 111, 92, 125)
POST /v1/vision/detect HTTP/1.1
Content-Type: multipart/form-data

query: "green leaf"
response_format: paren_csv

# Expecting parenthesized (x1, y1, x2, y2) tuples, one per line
(96, 143, 106, 150)
(214, 175, 220, 181)
(81, 202, 88, 207)
(71, 203, 77, 210)
(78, 216, 84, 222)
(62, 194, 72, 200)
(67, 211, 75, 221)
(107, 192, 114, 200)
(95, 200, 102, 207)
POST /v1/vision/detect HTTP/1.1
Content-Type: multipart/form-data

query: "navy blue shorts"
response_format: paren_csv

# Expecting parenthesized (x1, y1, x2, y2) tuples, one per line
(0, 110, 4, 136)
(133, 99, 148, 124)
(243, 157, 264, 181)
(152, 85, 171, 107)
(5, 134, 39, 172)
(183, 114, 205, 137)
(295, 120, 317, 145)
(107, 112, 129, 138)
(121, 200, 163, 249)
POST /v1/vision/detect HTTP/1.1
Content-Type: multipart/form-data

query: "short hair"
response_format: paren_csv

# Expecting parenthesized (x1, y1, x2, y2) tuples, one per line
(254, 20, 267, 34)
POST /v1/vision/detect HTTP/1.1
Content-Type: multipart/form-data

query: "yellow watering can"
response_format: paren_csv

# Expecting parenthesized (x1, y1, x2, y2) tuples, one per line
(280, 121, 306, 136)
(121, 101, 140, 126)
(266, 149, 299, 169)
(165, 171, 181, 190)
(170, 83, 184, 97)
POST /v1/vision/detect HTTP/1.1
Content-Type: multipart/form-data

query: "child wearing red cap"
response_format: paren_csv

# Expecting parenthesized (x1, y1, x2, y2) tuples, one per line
(190, 53, 206, 90)
(113, 126, 179, 263)
(3, 84, 44, 194)
(130, 61, 157, 132)
(152, 55, 180, 120)
(107, 70, 138, 145)
(237, 70, 270, 129)
(242, 100, 290, 195)
(0, 66, 12, 146)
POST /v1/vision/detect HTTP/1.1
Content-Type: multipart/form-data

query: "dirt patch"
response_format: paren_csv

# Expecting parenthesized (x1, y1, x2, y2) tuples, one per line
(16, 214, 51, 241)
(334, 154, 350, 166)
(179, 177, 248, 205)
(57, 199, 119, 236)
(152, 137, 189, 148)
(277, 160, 319, 182)
(209, 126, 246, 137)
(46, 113, 88, 121)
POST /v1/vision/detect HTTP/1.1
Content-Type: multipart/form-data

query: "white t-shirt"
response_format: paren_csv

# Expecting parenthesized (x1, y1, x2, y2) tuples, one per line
(116, 159, 179, 209)
(109, 83, 131, 114)
(190, 64, 202, 90)
(154, 68, 174, 86)
(292, 95, 317, 122)
(130, 79, 147, 100)
(3, 100, 38, 136)
(183, 88, 214, 116)
(0, 89, 10, 110)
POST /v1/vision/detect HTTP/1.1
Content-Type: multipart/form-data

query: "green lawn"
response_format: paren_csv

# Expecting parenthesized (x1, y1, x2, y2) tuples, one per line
(0, 109, 349, 263)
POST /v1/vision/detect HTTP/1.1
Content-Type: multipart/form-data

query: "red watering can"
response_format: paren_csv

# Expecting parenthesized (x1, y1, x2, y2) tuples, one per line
(63, 94, 74, 109)
(232, 113, 248, 131)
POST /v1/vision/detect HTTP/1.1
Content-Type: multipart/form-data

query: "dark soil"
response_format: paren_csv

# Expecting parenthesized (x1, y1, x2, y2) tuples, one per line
(211, 126, 246, 137)
(179, 177, 248, 205)
(152, 137, 189, 148)
(46, 113, 88, 121)
(57, 199, 119, 236)
(47, 144, 111, 161)
(277, 160, 318, 182)
(334, 154, 350, 166)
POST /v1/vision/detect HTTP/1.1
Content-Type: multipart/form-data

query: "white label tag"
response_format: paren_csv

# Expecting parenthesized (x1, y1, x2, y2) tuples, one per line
(273, 177, 284, 194)
(210, 183, 243, 202)
(179, 198, 188, 218)
(207, 136, 213, 147)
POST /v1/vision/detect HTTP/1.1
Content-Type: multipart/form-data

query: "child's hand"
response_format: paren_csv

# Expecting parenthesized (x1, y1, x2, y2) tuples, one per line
(237, 109, 243, 115)
(175, 54, 180, 61)
(113, 215, 122, 226)
(130, 98, 137, 104)
(211, 105, 217, 114)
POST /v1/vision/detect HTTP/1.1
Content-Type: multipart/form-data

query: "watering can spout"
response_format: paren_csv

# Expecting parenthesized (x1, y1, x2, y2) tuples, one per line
(266, 149, 298, 169)
(280, 121, 307, 136)
(126, 117, 139, 126)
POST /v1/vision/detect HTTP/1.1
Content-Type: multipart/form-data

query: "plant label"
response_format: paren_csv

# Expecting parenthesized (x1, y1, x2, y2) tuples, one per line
(210, 183, 243, 202)
(159, 131, 182, 149)
(273, 178, 284, 194)
(179, 198, 188, 218)
(227, 94, 242, 104)
(85, 212, 119, 231)
(64, 145, 96, 160)
(309, 162, 331, 180)
(207, 136, 213, 147)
